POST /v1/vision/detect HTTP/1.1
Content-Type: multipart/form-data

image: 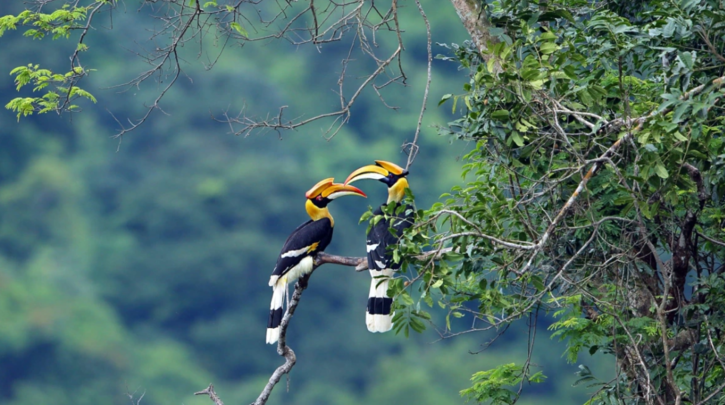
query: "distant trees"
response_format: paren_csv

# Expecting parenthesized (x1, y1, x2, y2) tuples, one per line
(2, 1, 725, 405)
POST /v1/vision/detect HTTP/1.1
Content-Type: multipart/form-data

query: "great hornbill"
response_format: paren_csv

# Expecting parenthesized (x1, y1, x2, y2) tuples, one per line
(345, 160, 413, 333)
(266, 178, 366, 344)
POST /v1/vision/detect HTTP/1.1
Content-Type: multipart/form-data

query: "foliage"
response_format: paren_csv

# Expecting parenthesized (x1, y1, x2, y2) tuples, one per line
(8, 0, 725, 404)
(1, 2, 603, 405)
(5, 64, 95, 120)
(0, 3, 102, 118)
(460, 363, 546, 404)
(393, 0, 725, 404)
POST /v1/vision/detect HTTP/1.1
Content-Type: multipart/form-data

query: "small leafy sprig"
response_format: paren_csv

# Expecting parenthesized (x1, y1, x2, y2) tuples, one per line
(5, 64, 95, 120)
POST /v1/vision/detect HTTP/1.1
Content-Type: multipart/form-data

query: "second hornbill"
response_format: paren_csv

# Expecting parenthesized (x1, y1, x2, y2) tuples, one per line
(345, 160, 413, 333)
(266, 178, 366, 344)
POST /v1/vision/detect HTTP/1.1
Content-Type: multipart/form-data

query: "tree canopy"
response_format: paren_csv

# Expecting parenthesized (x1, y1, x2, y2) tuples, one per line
(396, 1, 725, 404)
(1, 1, 724, 405)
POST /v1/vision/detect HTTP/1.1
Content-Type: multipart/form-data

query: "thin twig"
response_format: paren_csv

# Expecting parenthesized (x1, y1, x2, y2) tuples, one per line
(696, 231, 725, 248)
(405, 0, 432, 170)
(194, 384, 224, 405)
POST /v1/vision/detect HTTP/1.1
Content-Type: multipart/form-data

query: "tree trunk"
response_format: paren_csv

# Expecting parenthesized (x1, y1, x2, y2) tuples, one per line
(448, 0, 498, 58)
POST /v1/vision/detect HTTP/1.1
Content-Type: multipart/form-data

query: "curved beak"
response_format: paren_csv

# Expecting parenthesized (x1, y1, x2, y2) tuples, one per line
(305, 177, 335, 198)
(322, 183, 367, 200)
(344, 165, 389, 185)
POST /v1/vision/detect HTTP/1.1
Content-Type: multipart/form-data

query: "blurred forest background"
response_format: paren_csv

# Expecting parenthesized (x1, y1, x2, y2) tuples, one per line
(0, 2, 609, 404)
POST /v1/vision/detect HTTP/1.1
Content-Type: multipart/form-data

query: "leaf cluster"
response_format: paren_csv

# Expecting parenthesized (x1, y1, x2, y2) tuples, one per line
(5, 64, 95, 120)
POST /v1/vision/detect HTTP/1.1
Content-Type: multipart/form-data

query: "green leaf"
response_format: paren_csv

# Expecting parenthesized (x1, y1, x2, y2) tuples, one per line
(229, 21, 247, 37)
(410, 317, 426, 333)
(398, 292, 414, 306)
(673, 132, 688, 142)
(358, 209, 373, 224)
(539, 31, 557, 41)
(491, 110, 510, 121)
(655, 163, 669, 179)
(539, 42, 559, 55)
(678, 52, 694, 70)
(539, 9, 574, 22)
(672, 103, 691, 123)
(439, 93, 452, 106)
(530, 275, 545, 292)
(510, 132, 524, 147)
(662, 19, 676, 38)
(442, 251, 464, 261)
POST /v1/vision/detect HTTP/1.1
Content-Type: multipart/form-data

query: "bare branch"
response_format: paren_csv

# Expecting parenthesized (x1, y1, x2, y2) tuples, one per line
(21, 0, 417, 142)
(315, 252, 366, 269)
(695, 380, 725, 405)
(423, 209, 537, 250)
(696, 25, 725, 64)
(250, 277, 306, 405)
(58, 0, 109, 112)
(111, 1, 204, 140)
(404, 0, 432, 171)
(224, 45, 403, 138)
(195, 384, 224, 405)
(696, 231, 725, 248)
(193, 244, 457, 405)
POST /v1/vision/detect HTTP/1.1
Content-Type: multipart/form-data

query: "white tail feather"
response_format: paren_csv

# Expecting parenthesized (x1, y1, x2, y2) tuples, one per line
(366, 269, 393, 333)
(374, 313, 393, 333)
(266, 281, 286, 344)
(366, 311, 375, 332)
(266, 327, 279, 344)
(271, 281, 285, 310)
(265, 256, 314, 344)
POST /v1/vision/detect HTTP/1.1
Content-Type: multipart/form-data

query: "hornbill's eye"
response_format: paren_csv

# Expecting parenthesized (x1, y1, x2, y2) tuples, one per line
(316, 195, 323, 201)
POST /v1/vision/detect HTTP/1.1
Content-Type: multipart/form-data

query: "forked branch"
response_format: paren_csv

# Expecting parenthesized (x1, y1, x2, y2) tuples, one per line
(194, 252, 364, 405)
(194, 246, 453, 405)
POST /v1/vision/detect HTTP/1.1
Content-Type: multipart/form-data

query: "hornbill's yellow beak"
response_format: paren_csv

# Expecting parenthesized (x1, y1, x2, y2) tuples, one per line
(322, 183, 367, 200)
(344, 160, 408, 185)
(306, 178, 367, 200)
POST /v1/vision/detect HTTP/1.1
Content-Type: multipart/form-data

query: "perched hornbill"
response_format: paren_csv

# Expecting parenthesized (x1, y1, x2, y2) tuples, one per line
(266, 178, 366, 344)
(345, 160, 413, 333)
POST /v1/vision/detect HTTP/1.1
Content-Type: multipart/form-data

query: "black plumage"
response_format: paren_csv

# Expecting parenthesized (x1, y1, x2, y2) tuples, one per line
(365, 202, 413, 330)
(267, 219, 333, 343)
(271, 218, 333, 279)
(267, 219, 333, 337)
(266, 179, 366, 344)
(344, 160, 412, 333)
(366, 203, 413, 271)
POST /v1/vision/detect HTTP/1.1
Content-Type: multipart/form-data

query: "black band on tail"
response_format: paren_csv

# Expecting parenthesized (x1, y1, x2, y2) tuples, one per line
(268, 308, 284, 328)
(367, 297, 393, 315)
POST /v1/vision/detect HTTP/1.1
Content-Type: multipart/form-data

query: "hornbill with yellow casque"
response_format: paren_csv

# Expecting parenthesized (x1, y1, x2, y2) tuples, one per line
(266, 178, 367, 344)
(345, 161, 413, 333)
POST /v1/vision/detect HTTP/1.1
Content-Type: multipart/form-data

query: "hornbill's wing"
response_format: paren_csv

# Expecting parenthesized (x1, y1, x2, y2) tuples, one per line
(366, 203, 414, 271)
(272, 218, 333, 278)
